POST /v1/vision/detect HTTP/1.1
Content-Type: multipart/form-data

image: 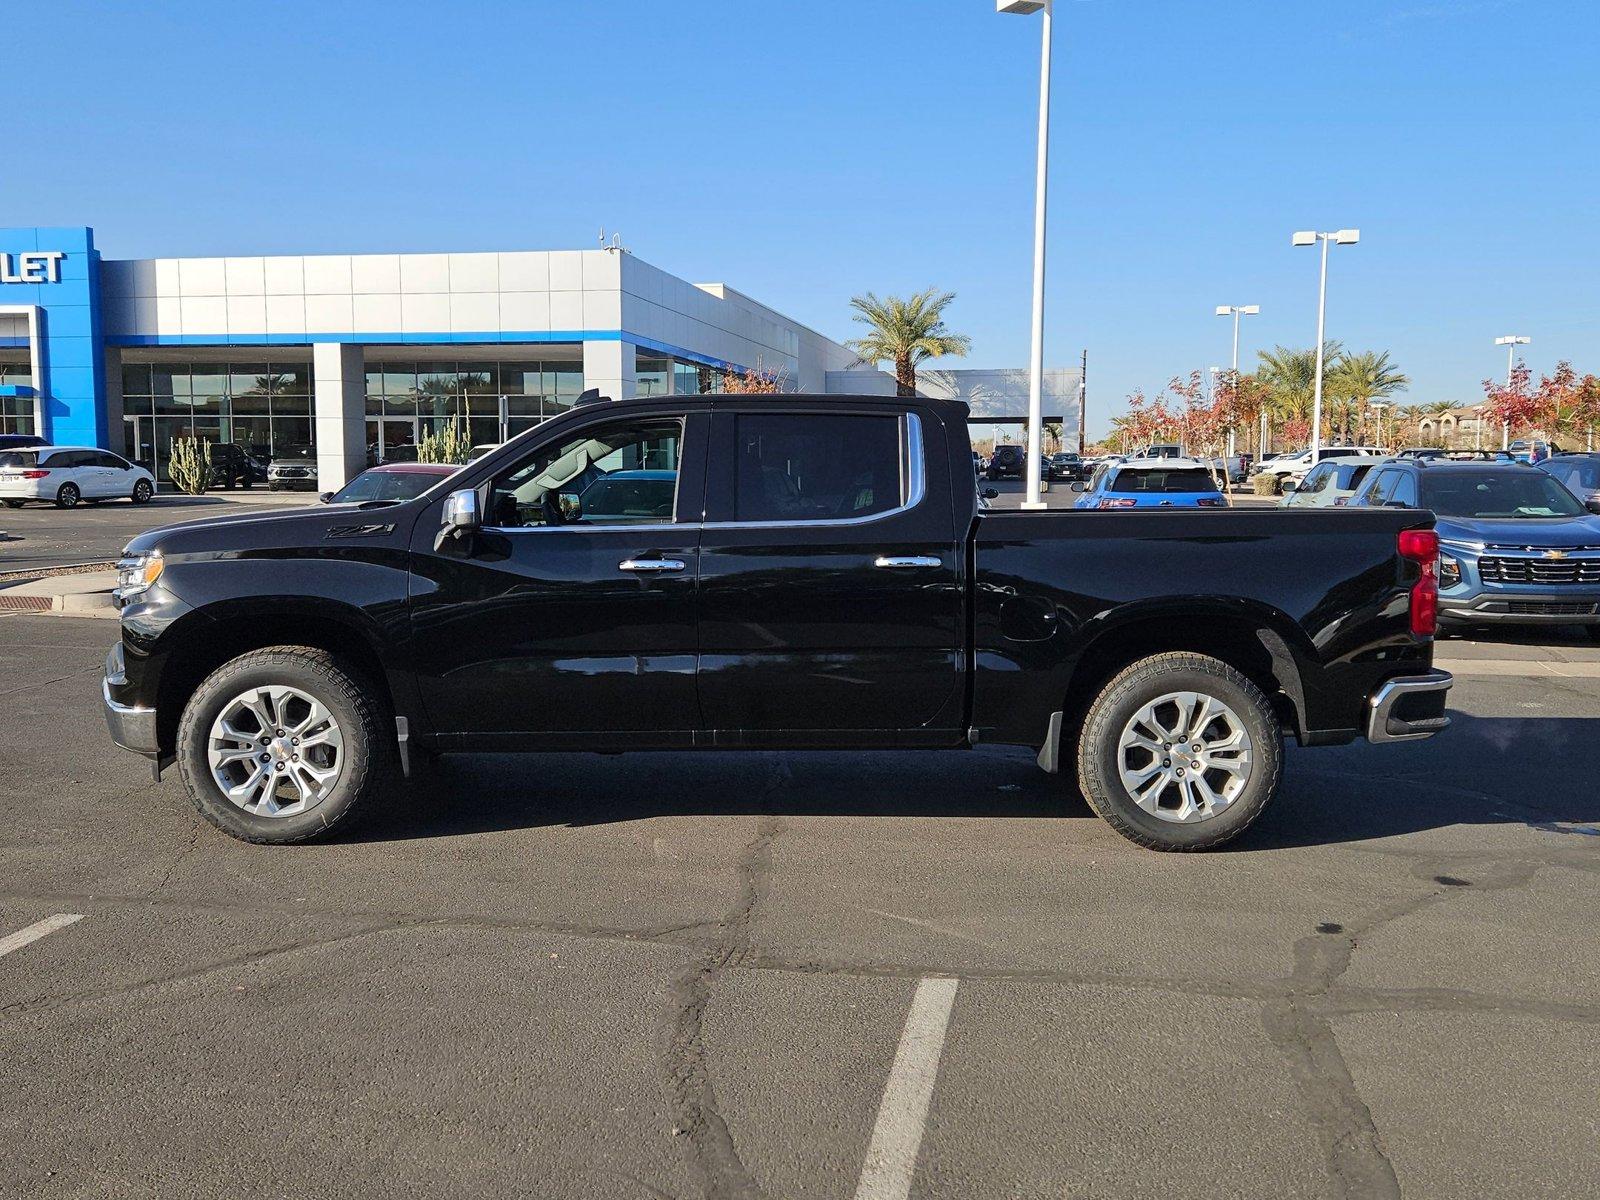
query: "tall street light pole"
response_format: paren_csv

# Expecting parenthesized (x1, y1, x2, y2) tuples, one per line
(999, 0, 1053, 509)
(1215, 304, 1259, 457)
(1493, 334, 1530, 451)
(1292, 229, 1359, 458)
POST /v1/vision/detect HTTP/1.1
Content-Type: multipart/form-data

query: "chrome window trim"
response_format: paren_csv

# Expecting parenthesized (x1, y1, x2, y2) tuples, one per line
(483, 410, 930, 535)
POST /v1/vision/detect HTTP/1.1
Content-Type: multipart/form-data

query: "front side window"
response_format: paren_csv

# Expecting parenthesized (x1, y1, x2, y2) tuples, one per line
(732, 413, 904, 522)
(1357, 470, 1398, 506)
(1300, 464, 1332, 495)
(489, 417, 683, 528)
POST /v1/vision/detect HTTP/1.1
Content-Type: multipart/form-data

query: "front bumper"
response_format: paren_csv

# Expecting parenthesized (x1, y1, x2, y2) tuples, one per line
(1440, 593, 1600, 624)
(102, 643, 159, 757)
(1367, 670, 1453, 743)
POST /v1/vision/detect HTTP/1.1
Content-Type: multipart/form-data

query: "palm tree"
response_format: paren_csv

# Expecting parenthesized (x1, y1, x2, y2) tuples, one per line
(1256, 343, 1342, 426)
(845, 289, 972, 397)
(1328, 351, 1410, 441)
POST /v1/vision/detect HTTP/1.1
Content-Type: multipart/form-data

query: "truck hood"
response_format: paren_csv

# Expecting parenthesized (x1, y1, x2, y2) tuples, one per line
(121, 502, 407, 557)
(1435, 513, 1600, 550)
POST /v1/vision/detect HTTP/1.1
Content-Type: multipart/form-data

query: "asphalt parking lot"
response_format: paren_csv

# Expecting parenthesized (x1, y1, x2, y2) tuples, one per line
(2, 610, 1596, 1199)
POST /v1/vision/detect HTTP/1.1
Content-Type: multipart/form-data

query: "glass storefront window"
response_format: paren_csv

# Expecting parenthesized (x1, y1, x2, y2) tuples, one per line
(637, 354, 669, 397)
(191, 366, 228, 398)
(151, 364, 191, 399)
(274, 366, 313, 395)
(121, 363, 152, 395)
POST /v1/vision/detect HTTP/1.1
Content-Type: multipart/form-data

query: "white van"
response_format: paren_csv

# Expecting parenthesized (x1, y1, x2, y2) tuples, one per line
(0, 446, 157, 508)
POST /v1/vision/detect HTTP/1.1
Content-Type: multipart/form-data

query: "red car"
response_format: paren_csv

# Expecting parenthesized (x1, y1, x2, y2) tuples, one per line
(320, 462, 460, 504)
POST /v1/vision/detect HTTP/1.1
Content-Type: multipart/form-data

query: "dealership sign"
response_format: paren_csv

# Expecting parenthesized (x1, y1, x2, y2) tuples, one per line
(0, 251, 66, 284)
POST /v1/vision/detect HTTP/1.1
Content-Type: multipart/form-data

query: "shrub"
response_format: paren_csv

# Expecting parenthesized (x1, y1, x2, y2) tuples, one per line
(1251, 472, 1281, 497)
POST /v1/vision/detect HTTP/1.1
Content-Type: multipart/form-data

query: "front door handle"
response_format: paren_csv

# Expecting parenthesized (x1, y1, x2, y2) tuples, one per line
(619, 558, 687, 573)
(874, 555, 943, 569)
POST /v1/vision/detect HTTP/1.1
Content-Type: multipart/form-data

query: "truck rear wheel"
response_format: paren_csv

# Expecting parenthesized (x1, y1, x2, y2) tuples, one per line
(1076, 652, 1282, 851)
(176, 646, 392, 844)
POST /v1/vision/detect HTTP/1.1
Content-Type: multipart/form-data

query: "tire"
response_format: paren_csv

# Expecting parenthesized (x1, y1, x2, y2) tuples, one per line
(131, 479, 153, 504)
(55, 482, 80, 509)
(176, 646, 393, 844)
(1076, 652, 1282, 851)
(4, 499, 24, 509)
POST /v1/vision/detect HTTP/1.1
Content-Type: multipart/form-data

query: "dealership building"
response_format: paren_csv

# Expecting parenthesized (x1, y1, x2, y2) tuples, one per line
(0, 225, 1080, 489)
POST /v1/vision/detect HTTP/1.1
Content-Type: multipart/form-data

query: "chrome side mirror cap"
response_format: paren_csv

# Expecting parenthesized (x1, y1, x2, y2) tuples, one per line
(442, 488, 479, 531)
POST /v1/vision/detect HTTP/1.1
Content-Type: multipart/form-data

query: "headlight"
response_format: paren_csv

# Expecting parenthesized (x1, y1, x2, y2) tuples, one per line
(114, 549, 164, 600)
(1438, 553, 1462, 587)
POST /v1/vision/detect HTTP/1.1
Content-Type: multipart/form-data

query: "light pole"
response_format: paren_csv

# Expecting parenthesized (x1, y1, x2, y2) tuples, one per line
(1493, 335, 1529, 450)
(1215, 304, 1259, 457)
(1369, 401, 1390, 452)
(998, 0, 1053, 509)
(1292, 229, 1359, 458)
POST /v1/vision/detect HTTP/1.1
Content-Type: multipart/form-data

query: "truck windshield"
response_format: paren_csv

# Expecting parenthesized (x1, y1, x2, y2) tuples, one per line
(1421, 470, 1584, 519)
(1109, 468, 1217, 494)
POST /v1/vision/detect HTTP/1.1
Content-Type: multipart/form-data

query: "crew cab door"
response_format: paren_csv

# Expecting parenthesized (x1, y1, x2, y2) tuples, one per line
(694, 404, 965, 744)
(407, 408, 708, 747)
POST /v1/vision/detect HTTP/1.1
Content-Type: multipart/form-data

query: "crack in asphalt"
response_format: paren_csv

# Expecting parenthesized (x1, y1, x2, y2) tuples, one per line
(1259, 860, 1542, 1200)
(659, 757, 788, 1200)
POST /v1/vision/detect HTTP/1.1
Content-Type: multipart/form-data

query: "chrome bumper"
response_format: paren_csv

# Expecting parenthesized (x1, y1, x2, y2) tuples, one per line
(103, 643, 160, 757)
(1367, 670, 1453, 744)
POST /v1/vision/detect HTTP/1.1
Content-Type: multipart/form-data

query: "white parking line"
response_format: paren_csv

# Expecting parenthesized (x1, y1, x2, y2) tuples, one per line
(0, 913, 84, 959)
(853, 975, 960, 1200)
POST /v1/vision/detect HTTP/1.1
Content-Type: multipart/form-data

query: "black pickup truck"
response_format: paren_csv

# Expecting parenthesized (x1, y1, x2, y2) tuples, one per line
(103, 394, 1451, 851)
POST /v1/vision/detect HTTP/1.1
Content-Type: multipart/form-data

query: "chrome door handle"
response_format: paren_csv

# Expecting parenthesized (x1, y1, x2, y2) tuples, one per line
(618, 558, 687, 573)
(874, 556, 942, 569)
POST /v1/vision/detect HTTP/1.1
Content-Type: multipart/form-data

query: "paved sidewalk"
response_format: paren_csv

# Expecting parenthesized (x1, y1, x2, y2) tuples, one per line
(0, 569, 118, 617)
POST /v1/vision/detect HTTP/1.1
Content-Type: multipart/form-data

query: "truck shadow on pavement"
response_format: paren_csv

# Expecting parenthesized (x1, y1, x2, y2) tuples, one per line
(346, 713, 1600, 850)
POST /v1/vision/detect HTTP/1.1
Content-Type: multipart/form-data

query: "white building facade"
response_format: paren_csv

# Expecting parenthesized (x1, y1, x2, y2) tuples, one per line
(1, 226, 1079, 489)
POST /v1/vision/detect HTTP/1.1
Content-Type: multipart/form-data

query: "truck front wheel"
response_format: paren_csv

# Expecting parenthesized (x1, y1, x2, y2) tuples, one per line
(176, 646, 392, 844)
(1076, 652, 1282, 851)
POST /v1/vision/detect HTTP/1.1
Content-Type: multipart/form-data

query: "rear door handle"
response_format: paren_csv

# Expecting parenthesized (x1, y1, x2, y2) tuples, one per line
(874, 556, 943, 569)
(619, 558, 687, 573)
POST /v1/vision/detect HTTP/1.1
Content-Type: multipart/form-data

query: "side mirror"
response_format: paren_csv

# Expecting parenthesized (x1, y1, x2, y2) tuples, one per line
(318, 491, 334, 504)
(981, 487, 999, 500)
(443, 488, 479, 531)
(1586, 497, 1600, 516)
(557, 492, 582, 521)
(1281, 480, 1297, 493)
(1070, 481, 1087, 493)
(435, 487, 479, 552)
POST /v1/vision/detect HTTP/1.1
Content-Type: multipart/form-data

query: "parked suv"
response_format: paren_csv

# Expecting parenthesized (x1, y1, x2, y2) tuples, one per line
(0, 446, 155, 508)
(986, 444, 1026, 480)
(206, 442, 264, 489)
(267, 444, 319, 491)
(1349, 458, 1600, 628)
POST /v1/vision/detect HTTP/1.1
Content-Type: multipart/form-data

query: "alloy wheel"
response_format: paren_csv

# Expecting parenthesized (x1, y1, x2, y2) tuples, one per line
(206, 685, 345, 817)
(1116, 690, 1254, 823)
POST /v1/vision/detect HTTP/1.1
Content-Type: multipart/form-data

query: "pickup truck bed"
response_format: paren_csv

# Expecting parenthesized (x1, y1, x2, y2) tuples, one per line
(103, 393, 1450, 851)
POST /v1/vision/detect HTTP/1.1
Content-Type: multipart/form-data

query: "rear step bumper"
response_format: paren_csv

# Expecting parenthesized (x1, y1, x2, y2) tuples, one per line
(1367, 670, 1453, 743)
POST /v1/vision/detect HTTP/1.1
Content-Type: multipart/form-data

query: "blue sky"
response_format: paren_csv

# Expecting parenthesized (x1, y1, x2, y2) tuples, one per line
(13, 0, 1596, 437)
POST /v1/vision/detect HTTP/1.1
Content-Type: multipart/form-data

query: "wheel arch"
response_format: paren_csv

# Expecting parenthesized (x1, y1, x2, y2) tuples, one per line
(154, 600, 396, 754)
(1053, 601, 1313, 759)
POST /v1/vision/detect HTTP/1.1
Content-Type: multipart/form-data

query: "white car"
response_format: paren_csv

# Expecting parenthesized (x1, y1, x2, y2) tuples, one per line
(1278, 456, 1388, 508)
(1264, 445, 1385, 485)
(0, 445, 156, 509)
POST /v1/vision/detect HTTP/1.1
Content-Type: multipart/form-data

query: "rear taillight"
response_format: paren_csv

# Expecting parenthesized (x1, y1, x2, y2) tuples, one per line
(20, 469, 48, 479)
(1096, 498, 1137, 509)
(1398, 528, 1439, 636)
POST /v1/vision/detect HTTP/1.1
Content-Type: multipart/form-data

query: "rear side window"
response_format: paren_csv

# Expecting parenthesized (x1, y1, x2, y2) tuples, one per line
(1344, 464, 1375, 490)
(0, 451, 38, 468)
(1108, 467, 1217, 494)
(733, 413, 904, 522)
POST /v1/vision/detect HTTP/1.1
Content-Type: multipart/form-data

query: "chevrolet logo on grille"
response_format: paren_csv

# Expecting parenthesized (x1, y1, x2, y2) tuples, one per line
(1541, 549, 1570, 559)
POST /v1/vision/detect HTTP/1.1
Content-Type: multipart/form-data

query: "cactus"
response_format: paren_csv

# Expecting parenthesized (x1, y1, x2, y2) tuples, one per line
(169, 437, 211, 495)
(416, 422, 471, 465)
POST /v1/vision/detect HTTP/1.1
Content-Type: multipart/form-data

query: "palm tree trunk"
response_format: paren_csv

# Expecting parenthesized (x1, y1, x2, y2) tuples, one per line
(895, 354, 916, 398)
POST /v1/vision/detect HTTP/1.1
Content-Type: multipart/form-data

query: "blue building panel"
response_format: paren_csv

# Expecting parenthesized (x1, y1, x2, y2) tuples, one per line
(0, 226, 105, 446)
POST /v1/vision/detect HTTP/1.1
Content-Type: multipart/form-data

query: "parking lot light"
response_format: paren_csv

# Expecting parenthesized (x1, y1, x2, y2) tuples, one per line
(1294, 230, 1360, 458)
(1215, 304, 1260, 456)
(1493, 335, 1531, 451)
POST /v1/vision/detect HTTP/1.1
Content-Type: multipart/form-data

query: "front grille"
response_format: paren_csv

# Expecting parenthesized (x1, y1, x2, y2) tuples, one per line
(1479, 555, 1600, 585)
(273, 468, 312, 478)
